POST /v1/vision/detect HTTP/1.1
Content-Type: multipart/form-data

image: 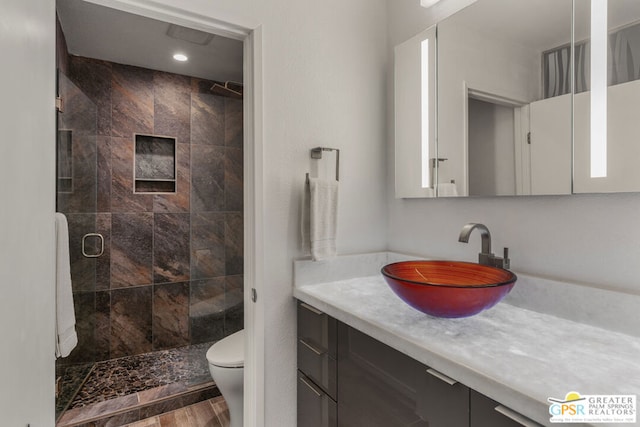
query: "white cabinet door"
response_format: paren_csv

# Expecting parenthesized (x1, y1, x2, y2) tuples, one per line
(529, 94, 572, 195)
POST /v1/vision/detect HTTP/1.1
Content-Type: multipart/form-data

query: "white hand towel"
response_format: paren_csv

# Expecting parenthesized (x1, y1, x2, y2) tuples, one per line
(55, 213, 78, 358)
(303, 178, 339, 261)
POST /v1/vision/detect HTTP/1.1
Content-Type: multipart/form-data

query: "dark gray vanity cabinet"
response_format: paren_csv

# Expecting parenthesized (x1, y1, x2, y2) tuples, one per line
(470, 390, 535, 427)
(297, 302, 338, 427)
(416, 366, 470, 426)
(297, 301, 541, 427)
(337, 323, 428, 427)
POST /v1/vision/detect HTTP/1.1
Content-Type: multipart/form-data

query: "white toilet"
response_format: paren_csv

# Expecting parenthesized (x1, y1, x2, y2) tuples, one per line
(207, 329, 244, 427)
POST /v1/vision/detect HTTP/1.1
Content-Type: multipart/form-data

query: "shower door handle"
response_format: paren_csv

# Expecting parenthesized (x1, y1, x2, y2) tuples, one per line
(82, 233, 104, 258)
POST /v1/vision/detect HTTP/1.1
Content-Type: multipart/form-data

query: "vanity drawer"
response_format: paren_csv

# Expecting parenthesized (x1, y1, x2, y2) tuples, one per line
(297, 371, 337, 427)
(297, 302, 337, 358)
(416, 367, 470, 426)
(297, 302, 337, 398)
(298, 337, 337, 399)
(470, 390, 542, 427)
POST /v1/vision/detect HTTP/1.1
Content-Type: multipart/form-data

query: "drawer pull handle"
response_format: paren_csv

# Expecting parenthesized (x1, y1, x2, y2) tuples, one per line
(494, 405, 541, 427)
(426, 368, 458, 386)
(299, 339, 325, 356)
(300, 302, 324, 315)
(299, 375, 322, 397)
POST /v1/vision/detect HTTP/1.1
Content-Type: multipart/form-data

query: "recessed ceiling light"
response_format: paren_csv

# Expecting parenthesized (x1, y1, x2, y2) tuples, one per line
(173, 53, 188, 62)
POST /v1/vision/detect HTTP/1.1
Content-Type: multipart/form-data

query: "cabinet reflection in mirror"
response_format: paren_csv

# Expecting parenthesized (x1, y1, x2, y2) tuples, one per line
(394, 25, 437, 198)
(573, 0, 640, 193)
(438, 0, 573, 197)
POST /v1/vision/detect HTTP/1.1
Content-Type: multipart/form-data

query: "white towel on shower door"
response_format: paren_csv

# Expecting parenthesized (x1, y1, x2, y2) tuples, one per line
(307, 178, 339, 261)
(55, 213, 78, 358)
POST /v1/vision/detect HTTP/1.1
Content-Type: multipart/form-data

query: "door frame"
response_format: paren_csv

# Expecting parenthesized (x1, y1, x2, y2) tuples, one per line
(463, 83, 528, 196)
(64, 1, 265, 425)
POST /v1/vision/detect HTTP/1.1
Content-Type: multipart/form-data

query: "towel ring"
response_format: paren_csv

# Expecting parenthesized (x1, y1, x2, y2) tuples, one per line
(309, 147, 340, 181)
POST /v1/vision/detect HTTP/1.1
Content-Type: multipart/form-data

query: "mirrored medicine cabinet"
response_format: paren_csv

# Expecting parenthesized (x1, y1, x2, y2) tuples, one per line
(394, 0, 640, 198)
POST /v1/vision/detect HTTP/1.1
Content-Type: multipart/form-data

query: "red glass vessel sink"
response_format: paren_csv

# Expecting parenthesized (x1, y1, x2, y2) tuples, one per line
(381, 260, 517, 318)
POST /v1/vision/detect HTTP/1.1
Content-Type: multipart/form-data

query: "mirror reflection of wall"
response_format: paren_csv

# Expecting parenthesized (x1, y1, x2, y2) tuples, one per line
(468, 98, 516, 197)
(437, 0, 573, 197)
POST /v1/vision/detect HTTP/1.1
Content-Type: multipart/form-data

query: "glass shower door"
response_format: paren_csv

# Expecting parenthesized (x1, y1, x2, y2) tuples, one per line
(55, 70, 100, 420)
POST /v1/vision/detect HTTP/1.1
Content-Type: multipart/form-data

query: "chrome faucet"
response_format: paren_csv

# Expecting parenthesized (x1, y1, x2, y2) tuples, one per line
(458, 223, 510, 269)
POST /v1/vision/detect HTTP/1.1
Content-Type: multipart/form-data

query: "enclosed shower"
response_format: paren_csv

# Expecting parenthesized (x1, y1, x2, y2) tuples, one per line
(54, 7, 244, 425)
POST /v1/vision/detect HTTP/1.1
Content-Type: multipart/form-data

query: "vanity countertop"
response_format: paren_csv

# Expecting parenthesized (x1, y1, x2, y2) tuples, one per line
(293, 270, 640, 427)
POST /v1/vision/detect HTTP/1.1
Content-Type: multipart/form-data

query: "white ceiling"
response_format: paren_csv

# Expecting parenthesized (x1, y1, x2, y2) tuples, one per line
(56, 0, 243, 83)
(442, 0, 640, 53)
(443, 0, 574, 52)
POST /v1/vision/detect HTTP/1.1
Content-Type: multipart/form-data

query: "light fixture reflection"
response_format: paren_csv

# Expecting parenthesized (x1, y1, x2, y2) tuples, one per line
(420, 0, 442, 8)
(590, 0, 607, 178)
(421, 38, 430, 188)
(173, 53, 188, 62)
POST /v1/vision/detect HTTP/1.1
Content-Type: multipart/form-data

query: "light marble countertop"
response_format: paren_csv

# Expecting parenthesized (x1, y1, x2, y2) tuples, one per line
(293, 254, 640, 427)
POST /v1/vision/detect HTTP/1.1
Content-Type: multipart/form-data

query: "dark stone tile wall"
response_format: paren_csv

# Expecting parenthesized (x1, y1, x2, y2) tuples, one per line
(153, 213, 190, 284)
(57, 73, 98, 214)
(191, 145, 225, 212)
(190, 278, 226, 344)
(224, 275, 244, 335)
(96, 137, 112, 214)
(66, 57, 112, 136)
(190, 212, 225, 280)
(111, 136, 154, 213)
(56, 17, 69, 76)
(225, 147, 243, 211)
(57, 56, 244, 363)
(111, 63, 154, 138)
(66, 213, 97, 292)
(154, 72, 191, 145)
(111, 287, 153, 358)
(224, 98, 243, 149)
(111, 212, 154, 287)
(153, 142, 190, 213)
(65, 291, 96, 365)
(95, 213, 111, 291)
(190, 93, 224, 146)
(95, 291, 111, 361)
(225, 213, 244, 276)
(153, 282, 190, 350)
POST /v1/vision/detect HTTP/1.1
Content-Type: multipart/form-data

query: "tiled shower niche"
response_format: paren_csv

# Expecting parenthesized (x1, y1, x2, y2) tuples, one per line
(134, 134, 177, 193)
(57, 130, 73, 193)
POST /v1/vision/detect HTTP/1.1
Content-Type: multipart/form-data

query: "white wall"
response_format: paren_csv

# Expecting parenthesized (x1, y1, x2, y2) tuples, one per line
(256, 4, 389, 426)
(257, 4, 389, 425)
(0, 0, 56, 425)
(388, 0, 640, 296)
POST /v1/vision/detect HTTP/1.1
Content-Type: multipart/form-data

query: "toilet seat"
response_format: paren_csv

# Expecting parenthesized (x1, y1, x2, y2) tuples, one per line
(206, 329, 244, 368)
